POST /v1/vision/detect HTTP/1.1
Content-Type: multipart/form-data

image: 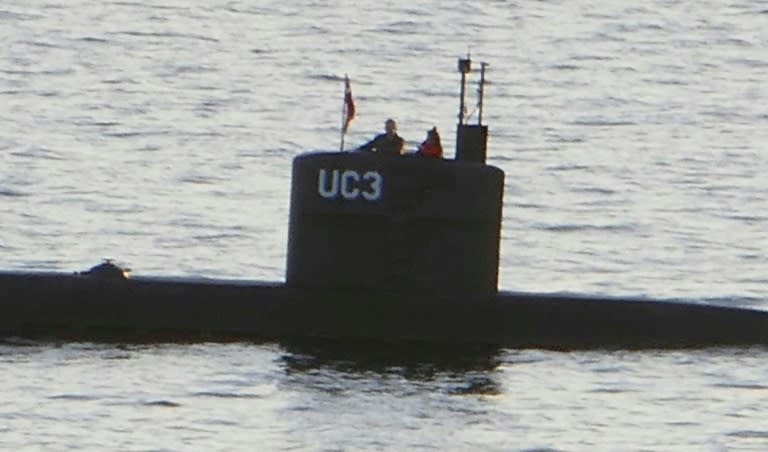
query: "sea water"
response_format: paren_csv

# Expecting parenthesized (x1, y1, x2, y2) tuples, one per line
(1, 1, 767, 450)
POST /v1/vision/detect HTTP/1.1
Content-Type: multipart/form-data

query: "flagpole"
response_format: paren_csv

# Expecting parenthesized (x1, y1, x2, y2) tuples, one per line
(340, 74, 348, 151)
(340, 113, 345, 152)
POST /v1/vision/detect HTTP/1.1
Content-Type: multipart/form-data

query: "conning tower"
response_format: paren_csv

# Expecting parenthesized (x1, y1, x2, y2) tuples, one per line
(286, 57, 503, 296)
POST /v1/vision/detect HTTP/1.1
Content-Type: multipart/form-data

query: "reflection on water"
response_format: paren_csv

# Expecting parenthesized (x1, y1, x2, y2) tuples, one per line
(2, 340, 768, 450)
(279, 340, 504, 396)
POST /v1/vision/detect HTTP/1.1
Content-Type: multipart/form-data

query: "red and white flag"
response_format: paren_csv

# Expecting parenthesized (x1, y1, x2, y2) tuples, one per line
(342, 75, 355, 133)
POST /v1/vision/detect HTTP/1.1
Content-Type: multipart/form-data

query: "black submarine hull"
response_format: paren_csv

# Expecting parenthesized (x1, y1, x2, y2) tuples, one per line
(2, 271, 767, 349)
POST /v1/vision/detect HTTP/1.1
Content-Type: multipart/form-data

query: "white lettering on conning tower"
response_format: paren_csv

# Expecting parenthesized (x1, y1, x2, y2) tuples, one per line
(317, 169, 382, 201)
(340, 170, 359, 199)
(317, 169, 339, 198)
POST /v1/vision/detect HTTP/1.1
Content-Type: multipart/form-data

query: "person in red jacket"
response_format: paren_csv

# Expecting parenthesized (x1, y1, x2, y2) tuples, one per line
(416, 127, 443, 158)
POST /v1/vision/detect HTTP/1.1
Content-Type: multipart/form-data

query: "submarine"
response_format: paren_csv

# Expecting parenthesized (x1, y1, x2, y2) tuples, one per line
(2, 58, 768, 349)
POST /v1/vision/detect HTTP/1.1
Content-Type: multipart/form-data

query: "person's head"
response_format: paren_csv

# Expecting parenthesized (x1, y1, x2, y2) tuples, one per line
(384, 119, 397, 136)
(427, 126, 441, 144)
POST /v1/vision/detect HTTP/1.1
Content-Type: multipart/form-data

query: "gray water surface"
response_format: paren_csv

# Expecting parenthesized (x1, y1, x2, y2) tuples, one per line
(1, 1, 767, 450)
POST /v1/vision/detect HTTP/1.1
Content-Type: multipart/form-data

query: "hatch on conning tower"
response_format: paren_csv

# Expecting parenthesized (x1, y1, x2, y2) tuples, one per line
(455, 57, 489, 164)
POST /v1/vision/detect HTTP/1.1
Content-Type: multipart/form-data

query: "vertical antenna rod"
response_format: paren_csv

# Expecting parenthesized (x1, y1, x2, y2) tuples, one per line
(457, 57, 471, 125)
(478, 62, 488, 125)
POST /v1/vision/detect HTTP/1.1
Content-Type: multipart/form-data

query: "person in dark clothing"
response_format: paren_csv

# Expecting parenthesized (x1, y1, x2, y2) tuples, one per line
(356, 118, 405, 155)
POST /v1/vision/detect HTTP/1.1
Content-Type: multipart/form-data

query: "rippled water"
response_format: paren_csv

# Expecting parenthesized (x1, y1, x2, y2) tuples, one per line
(1, 1, 768, 450)
(2, 341, 768, 451)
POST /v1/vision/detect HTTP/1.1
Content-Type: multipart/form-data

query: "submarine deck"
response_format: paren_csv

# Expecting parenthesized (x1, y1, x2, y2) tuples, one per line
(1, 271, 767, 349)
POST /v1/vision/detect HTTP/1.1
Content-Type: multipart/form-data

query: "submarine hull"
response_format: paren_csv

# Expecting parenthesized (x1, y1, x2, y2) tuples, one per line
(2, 271, 767, 349)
